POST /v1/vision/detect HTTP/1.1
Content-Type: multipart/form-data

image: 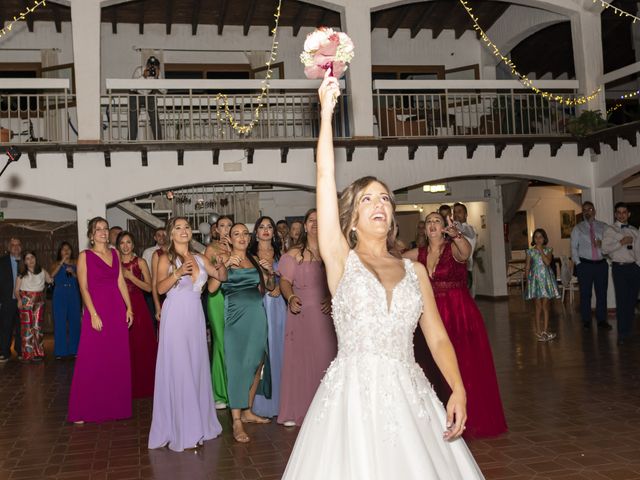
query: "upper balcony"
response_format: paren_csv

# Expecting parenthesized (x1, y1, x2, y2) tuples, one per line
(2, 77, 639, 158)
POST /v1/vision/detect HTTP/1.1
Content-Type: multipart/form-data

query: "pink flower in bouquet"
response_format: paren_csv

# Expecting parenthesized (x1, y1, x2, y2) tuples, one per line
(300, 27, 354, 79)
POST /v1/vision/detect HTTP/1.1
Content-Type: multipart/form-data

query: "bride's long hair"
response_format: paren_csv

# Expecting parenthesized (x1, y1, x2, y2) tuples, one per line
(338, 176, 398, 252)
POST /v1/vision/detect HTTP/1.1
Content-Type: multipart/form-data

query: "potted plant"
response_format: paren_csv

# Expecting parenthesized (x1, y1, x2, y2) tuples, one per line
(567, 109, 610, 137)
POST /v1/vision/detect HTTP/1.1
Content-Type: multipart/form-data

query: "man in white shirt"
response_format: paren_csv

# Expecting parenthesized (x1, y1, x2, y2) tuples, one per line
(142, 227, 167, 269)
(601, 202, 640, 345)
(129, 55, 164, 141)
(571, 201, 611, 331)
(453, 202, 477, 291)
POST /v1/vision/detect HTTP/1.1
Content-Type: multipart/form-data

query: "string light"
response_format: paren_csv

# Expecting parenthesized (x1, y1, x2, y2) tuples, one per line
(458, 0, 601, 106)
(606, 103, 622, 114)
(0, 0, 47, 39)
(593, 0, 639, 23)
(214, 0, 282, 135)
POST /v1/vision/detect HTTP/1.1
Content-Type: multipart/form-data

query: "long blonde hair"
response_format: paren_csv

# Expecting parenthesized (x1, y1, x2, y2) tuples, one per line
(338, 176, 397, 252)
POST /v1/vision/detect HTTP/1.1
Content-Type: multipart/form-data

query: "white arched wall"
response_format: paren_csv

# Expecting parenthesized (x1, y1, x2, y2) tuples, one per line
(592, 132, 640, 187)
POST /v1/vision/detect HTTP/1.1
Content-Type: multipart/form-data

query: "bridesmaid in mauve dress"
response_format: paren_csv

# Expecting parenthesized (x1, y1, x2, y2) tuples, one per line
(68, 217, 134, 423)
(249, 216, 287, 418)
(405, 211, 507, 438)
(149, 217, 227, 452)
(278, 209, 337, 427)
(116, 231, 158, 399)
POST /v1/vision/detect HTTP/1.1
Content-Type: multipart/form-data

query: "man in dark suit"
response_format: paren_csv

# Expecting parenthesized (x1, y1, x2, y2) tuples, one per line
(0, 237, 22, 361)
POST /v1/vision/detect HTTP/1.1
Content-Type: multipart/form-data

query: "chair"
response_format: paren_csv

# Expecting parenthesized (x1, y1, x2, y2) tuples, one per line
(559, 256, 578, 303)
(375, 107, 427, 137)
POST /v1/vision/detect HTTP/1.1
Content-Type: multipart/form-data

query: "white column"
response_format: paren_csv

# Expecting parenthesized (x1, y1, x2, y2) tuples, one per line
(570, 9, 605, 112)
(342, 3, 373, 137)
(70, 0, 102, 142)
(487, 181, 508, 297)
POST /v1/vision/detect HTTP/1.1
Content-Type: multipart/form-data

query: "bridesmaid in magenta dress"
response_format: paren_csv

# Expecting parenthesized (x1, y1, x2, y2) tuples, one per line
(278, 209, 337, 427)
(405, 211, 507, 438)
(68, 217, 134, 423)
(117, 231, 158, 399)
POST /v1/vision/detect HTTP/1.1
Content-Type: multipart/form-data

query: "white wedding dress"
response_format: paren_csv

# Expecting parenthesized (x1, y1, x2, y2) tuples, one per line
(282, 250, 484, 479)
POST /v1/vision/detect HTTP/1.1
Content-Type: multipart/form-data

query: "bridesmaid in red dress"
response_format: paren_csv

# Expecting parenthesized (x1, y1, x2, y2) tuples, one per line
(404, 212, 507, 438)
(117, 231, 158, 399)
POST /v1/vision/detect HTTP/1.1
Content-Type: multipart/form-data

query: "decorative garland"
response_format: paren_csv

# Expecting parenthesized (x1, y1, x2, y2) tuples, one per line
(0, 0, 47, 39)
(594, 0, 639, 23)
(458, 0, 601, 106)
(214, 0, 282, 135)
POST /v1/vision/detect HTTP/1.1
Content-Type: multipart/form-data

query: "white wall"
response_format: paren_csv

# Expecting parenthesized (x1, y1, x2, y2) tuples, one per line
(519, 185, 582, 258)
(0, 196, 76, 221)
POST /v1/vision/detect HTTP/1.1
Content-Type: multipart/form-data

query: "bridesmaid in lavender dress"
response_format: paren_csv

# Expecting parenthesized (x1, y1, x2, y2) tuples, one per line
(148, 217, 227, 452)
(278, 209, 337, 427)
(68, 217, 134, 423)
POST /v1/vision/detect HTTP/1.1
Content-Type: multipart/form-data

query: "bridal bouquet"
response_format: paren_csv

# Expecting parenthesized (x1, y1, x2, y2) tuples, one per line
(300, 27, 354, 79)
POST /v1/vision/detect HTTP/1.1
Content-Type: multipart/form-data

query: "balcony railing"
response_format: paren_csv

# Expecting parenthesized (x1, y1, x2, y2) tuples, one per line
(372, 79, 578, 137)
(102, 79, 349, 143)
(0, 79, 75, 144)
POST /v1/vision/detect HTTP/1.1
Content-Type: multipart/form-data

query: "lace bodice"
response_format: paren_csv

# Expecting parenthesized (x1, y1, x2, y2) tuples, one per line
(331, 250, 423, 363)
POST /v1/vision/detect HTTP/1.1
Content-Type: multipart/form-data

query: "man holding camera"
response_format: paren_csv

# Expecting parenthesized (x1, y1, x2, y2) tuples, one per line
(129, 56, 164, 141)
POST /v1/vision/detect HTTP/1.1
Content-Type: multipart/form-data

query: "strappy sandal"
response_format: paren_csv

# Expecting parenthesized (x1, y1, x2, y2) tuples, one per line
(232, 418, 250, 443)
(241, 412, 271, 424)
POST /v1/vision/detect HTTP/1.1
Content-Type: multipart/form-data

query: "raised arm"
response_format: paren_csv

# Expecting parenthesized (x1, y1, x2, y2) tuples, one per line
(317, 73, 350, 293)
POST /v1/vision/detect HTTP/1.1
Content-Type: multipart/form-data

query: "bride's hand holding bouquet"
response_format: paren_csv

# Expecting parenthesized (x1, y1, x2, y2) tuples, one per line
(318, 71, 341, 120)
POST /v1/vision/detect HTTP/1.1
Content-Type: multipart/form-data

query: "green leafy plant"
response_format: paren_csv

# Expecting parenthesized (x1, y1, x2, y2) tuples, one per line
(567, 110, 610, 137)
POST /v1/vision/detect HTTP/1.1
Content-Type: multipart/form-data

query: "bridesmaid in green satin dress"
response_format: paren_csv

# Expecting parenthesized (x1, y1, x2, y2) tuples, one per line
(209, 223, 275, 444)
(205, 216, 233, 409)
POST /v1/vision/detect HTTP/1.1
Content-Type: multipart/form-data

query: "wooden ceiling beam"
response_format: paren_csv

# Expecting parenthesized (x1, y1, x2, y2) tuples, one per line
(317, 9, 328, 28)
(410, 3, 435, 39)
(243, 0, 258, 36)
(191, 0, 202, 35)
(388, 6, 409, 39)
(370, 12, 382, 32)
(22, 0, 34, 32)
(111, 8, 118, 34)
(138, 0, 145, 35)
(52, 4, 62, 33)
(292, 3, 310, 37)
(165, 0, 174, 35)
(218, 0, 229, 35)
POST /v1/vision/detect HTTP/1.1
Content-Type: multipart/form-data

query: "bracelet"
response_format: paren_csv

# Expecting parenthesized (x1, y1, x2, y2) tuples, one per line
(287, 294, 298, 303)
(453, 232, 463, 239)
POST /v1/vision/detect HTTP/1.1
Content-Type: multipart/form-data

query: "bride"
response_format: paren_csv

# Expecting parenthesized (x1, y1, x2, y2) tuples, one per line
(281, 73, 484, 479)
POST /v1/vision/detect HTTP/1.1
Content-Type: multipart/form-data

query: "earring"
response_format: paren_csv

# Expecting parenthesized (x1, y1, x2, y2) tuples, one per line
(351, 226, 357, 232)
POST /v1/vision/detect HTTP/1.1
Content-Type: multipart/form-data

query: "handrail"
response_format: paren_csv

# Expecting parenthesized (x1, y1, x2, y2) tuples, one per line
(106, 79, 346, 91)
(601, 61, 640, 84)
(372, 79, 579, 91)
(0, 78, 70, 90)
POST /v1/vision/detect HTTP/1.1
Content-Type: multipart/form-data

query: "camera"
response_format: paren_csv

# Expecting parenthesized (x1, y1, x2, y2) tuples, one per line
(146, 56, 160, 78)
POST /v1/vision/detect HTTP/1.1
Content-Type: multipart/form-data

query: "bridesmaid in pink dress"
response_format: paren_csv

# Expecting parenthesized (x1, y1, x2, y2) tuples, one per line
(404, 212, 507, 438)
(116, 231, 158, 399)
(68, 217, 134, 423)
(278, 209, 337, 427)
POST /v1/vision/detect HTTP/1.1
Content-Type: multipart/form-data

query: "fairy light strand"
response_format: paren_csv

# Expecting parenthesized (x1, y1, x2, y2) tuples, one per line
(458, 0, 601, 106)
(0, 0, 47, 39)
(214, 0, 282, 135)
(594, 0, 639, 23)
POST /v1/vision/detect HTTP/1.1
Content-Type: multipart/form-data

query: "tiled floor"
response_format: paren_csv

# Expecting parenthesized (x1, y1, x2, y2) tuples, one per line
(1, 294, 640, 480)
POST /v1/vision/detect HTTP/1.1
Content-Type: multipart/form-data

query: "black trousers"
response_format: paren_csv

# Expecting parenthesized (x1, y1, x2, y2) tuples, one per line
(0, 300, 20, 357)
(576, 260, 608, 325)
(611, 263, 640, 339)
(129, 95, 162, 140)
